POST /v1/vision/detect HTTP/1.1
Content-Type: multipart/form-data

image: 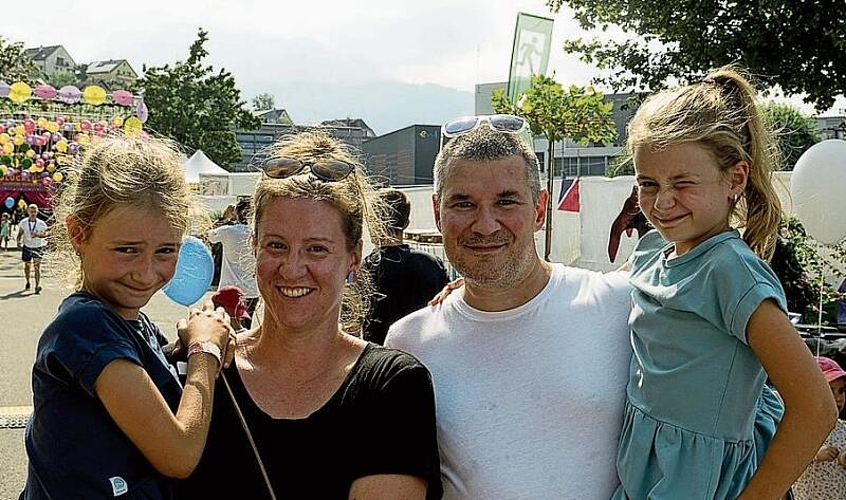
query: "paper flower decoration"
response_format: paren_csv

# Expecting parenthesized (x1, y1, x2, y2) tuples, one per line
(57, 86, 82, 104)
(112, 90, 134, 106)
(33, 85, 57, 100)
(0, 81, 9, 98)
(135, 100, 148, 123)
(123, 116, 143, 136)
(8, 82, 32, 103)
(82, 85, 107, 106)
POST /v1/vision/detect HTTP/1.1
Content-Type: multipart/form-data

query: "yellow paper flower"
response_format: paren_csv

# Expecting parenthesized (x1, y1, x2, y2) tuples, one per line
(123, 116, 143, 136)
(82, 85, 107, 106)
(52, 172, 64, 182)
(8, 82, 32, 103)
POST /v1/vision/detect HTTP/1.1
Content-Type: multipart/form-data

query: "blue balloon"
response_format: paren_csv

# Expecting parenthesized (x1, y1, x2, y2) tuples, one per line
(4, 197, 13, 209)
(163, 236, 214, 306)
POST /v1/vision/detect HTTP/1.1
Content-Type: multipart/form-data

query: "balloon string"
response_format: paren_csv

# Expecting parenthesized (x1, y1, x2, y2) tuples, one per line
(221, 371, 279, 500)
(818, 274, 825, 338)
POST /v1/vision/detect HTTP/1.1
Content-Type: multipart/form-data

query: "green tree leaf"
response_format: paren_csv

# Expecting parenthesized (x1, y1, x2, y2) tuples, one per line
(762, 103, 823, 171)
(0, 37, 41, 83)
(136, 29, 260, 169)
(546, 0, 846, 111)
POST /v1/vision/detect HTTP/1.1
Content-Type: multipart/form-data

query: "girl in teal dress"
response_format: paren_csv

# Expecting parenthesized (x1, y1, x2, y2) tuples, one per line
(613, 66, 837, 499)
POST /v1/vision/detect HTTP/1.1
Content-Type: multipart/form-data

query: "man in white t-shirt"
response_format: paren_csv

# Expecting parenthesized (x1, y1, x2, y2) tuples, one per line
(17, 203, 48, 293)
(385, 119, 632, 499)
(208, 199, 258, 326)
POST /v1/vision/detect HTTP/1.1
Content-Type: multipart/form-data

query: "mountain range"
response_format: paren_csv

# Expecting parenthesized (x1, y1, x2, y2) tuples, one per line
(242, 80, 476, 136)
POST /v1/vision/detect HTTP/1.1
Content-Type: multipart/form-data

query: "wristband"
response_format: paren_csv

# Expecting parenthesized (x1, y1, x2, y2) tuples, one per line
(187, 340, 222, 368)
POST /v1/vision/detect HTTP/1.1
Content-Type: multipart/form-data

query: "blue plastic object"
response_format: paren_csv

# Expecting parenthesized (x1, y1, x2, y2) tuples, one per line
(163, 236, 214, 306)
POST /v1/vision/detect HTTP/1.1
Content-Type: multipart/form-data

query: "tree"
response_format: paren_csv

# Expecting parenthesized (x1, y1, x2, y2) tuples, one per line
(762, 103, 823, 171)
(0, 36, 41, 83)
(137, 29, 260, 169)
(47, 71, 79, 88)
(546, 0, 846, 111)
(492, 74, 617, 259)
(251, 93, 275, 111)
(778, 216, 846, 325)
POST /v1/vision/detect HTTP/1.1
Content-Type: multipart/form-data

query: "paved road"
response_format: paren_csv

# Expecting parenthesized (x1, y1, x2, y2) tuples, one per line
(0, 244, 212, 498)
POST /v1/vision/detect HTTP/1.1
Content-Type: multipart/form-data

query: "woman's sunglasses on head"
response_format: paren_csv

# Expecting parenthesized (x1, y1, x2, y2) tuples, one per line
(262, 157, 354, 182)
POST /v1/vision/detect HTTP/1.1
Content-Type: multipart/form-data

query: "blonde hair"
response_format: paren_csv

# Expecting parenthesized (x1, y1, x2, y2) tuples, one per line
(52, 136, 198, 288)
(252, 131, 387, 334)
(627, 65, 783, 260)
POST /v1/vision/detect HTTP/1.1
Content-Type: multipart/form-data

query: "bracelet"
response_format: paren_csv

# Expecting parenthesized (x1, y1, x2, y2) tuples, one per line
(187, 341, 222, 368)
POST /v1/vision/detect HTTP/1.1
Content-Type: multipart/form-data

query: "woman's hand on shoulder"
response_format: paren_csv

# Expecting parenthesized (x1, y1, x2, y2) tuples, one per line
(428, 277, 464, 306)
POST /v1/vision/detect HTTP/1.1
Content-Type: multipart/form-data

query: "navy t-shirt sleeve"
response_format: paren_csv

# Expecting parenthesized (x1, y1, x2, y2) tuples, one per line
(45, 301, 143, 398)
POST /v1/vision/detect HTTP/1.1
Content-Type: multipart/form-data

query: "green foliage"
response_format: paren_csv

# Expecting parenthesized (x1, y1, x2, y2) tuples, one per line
(251, 93, 275, 111)
(0, 36, 41, 83)
(47, 71, 79, 88)
(546, 0, 846, 111)
(137, 29, 260, 169)
(761, 103, 823, 171)
(607, 154, 632, 177)
(492, 74, 617, 149)
(779, 216, 846, 325)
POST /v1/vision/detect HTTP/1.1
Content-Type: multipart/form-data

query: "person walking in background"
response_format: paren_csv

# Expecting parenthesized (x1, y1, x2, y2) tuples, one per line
(792, 356, 846, 499)
(363, 188, 449, 345)
(386, 116, 632, 499)
(612, 65, 835, 500)
(0, 212, 11, 250)
(17, 203, 47, 293)
(20, 136, 233, 499)
(208, 198, 259, 327)
(183, 131, 442, 499)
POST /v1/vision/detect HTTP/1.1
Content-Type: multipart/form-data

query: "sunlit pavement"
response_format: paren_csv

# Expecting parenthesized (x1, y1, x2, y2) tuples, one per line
(0, 244, 212, 498)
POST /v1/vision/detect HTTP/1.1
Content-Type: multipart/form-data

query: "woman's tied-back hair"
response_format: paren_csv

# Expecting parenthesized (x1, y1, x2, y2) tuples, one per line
(627, 65, 783, 260)
(252, 131, 387, 334)
(52, 136, 195, 289)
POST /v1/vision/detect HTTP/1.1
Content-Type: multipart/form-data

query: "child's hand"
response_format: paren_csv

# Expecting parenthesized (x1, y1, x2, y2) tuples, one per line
(838, 449, 846, 467)
(816, 444, 839, 462)
(177, 301, 232, 355)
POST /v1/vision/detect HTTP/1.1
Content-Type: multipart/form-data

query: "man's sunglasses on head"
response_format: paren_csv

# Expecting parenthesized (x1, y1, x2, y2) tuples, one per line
(440, 114, 530, 149)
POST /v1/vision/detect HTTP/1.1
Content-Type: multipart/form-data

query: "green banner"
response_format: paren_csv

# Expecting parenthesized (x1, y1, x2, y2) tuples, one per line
(507, 12, 554, 105)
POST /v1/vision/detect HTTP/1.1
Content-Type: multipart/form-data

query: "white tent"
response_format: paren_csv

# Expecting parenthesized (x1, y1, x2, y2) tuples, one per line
(182, 150, 229, 184)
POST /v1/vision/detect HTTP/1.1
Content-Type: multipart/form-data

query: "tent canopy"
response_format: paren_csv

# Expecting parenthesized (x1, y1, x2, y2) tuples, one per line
(182, 150, 228, 183)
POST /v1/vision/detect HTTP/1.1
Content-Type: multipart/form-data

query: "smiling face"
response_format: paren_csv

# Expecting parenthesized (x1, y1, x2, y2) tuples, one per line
(254, 197, 361, 333)
(434, 155, 547, 290)
(634, 142, 747, 256)
(71, 205, 181, 320)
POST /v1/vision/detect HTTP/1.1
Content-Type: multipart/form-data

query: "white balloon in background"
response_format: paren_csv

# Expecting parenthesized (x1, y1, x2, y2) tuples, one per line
(790, 139, 846, 245)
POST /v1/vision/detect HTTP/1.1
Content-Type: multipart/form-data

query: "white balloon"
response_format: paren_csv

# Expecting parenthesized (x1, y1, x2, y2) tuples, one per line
(790, 139, 846, 245)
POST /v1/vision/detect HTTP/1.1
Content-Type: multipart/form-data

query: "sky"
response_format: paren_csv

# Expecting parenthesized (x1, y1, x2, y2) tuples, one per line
(0, 1, 599, 111)
(1, 0, 599, 90)
(2, 0, 842, 132)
